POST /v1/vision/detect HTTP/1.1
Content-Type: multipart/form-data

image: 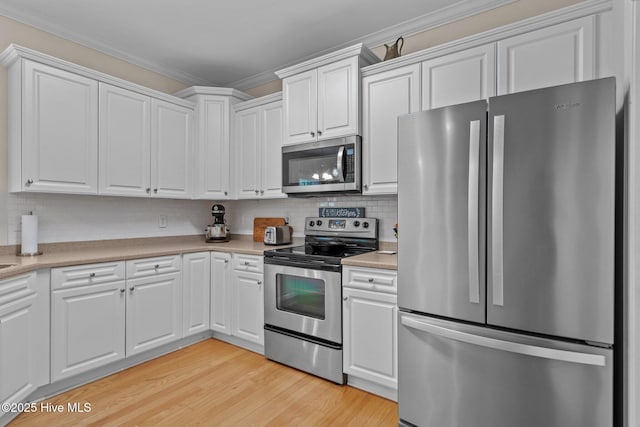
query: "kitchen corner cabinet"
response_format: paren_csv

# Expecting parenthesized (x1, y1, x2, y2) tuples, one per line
(6, 59, 99, 194)
(234, 93, 287, 199)
(231, 254, 264, 346)
(342, 266, 397, 400)
(0, 271, 50, 408)
(210, 251, 232, 335)
(362, 64, 420, 195)
(175, 87, 252, 199)
(182, 252, 211, 337)
(276, 43, 379, 145)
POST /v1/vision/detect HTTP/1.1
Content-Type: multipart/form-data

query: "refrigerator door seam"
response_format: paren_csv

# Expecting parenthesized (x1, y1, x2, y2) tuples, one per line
(400, 315, 607, 367)
(468, 120, 481, 304)
(491, 114, 505, 306)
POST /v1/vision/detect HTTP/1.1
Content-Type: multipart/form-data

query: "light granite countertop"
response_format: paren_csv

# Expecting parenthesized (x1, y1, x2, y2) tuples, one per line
(0, 235, 397, 280)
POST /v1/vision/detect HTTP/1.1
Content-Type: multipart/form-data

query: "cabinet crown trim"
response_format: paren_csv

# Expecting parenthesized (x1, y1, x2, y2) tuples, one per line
(174, 86, 253, 101)
(234, 92, 282, 111)
(275, 43, 379, 79)
(0, 44, 195, 109)
(361, 0, 612, 77)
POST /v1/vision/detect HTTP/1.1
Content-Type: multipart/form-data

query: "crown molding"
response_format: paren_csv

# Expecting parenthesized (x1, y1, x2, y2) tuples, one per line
(275, 43, 379, 79)
(233, 92, 283, 112)
(173, 86, 253, 101)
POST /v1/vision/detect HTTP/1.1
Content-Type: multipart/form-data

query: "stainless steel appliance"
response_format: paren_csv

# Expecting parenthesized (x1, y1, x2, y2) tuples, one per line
(205, 204, 230, 243)
(397, 78, 616, 427)
(282, 136, 361, 195)
(264, 217, 378, 383)
(264, 225, 292, 245)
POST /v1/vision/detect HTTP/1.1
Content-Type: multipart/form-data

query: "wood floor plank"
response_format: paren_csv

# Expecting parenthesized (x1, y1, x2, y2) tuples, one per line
(10, 339, 398, 426)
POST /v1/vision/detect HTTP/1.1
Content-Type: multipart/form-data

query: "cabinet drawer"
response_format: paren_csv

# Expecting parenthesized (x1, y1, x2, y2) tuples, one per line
(232, 254, 263, 273)
(343, 266, 397, 294)
(126, 255, 181, 279)
(52, 261, 126, 290)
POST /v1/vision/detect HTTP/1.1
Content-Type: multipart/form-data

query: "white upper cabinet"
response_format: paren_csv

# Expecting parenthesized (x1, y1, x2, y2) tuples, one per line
(277, 43, 379, 145)
(99, 83, 151, 196)
(422, 44, 496, 110)
(234, 93, 286, 199)
(362, 64, 420, 195)
(150, 99, 193, 198)
(175, 87, 252, 200)
(10, 59, 99, 194)
(497, 16, 595, 95)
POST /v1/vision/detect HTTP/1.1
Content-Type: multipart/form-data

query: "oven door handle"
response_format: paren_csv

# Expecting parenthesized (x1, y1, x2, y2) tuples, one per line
(265, 257, 341, 272)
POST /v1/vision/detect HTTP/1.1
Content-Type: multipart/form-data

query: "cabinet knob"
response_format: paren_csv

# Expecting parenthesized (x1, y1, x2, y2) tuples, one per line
(317, 130, 322, 136)
(363, 184, 368, 191)
(343, 296, 348, 301)
(26, 179, 34, 185)
(129, 286, 135, 292)
(244, 261, 250, 266)
(153, 188, 158, 194)
(146, 188, 151, 193)
(224, 191, 228, 196)
(255, 190, 259, 195)
(154, 264, 160, 269)
(310, 131, 315, 137)
(260, 190, 264, 195)
(257, 280, 262, 285)
(224, 259, 229, 264)
(120, 288, 126, 293)
(89, 272, 96, 278)
(368, 278, 374, 283)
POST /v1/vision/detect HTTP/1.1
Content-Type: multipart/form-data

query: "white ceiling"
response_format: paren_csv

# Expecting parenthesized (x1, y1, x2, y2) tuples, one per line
(0, 0, 514, 89)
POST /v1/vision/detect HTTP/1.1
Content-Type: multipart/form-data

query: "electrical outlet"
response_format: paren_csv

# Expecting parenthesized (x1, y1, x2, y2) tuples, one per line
(159, 215, 168, 228)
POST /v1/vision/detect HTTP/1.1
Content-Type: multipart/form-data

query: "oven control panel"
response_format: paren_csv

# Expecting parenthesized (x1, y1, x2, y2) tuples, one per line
(305, 217, 378, 239)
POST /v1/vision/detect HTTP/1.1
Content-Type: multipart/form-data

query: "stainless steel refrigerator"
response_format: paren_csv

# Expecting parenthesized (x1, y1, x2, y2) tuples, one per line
(397, 78, 616, 427)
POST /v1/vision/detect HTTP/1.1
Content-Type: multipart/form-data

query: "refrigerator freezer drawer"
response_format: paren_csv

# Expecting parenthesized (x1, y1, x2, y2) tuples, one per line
(398, 312, 613, 427)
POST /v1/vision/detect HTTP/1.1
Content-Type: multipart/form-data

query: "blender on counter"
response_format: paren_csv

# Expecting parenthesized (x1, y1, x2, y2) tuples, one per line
(205, 204, 230, 243)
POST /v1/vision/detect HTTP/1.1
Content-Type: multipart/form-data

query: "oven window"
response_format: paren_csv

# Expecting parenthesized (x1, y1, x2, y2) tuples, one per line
(276, 274, 325, 319)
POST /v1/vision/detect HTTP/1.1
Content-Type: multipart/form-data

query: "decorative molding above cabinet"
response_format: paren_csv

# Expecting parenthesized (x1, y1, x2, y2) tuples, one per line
(276, 43, 380, 145)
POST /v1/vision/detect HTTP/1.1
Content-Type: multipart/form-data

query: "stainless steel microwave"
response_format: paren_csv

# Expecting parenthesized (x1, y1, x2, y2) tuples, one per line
(282, 136, 361, 195)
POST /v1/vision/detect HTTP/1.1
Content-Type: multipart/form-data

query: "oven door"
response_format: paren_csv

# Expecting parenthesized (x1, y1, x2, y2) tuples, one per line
(264, 263, 342, 344)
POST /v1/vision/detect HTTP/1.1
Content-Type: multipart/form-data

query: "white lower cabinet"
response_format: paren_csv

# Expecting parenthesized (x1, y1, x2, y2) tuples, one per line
(342, 266, 398, 400)
(210, 252, 232, 335)
(231, 269, 264, 346)
(51, 256, 183, 380)
(182, 252, 211, 337)
(0, 271, 49, 409)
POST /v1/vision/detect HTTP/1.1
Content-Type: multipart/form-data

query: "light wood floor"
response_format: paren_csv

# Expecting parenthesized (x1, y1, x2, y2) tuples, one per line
(10, 339, 398, 426)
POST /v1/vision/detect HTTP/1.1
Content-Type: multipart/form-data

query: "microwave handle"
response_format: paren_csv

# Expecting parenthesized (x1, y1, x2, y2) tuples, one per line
(337, 146, 345, 182)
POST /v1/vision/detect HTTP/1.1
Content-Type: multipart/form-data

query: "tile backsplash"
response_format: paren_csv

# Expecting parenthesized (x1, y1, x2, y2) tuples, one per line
(5, 193, 398, 245)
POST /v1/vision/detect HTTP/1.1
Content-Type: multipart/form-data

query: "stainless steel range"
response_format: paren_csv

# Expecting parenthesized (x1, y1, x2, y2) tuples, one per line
(263, 217, 378, 384)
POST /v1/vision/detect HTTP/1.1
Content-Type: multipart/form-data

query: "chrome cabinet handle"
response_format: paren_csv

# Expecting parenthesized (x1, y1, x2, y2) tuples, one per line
(154, 264, 160, 269)
(310, 131, 315, 137)
(129, 286, 135, 292)
(26, 179, 34, 185)
(224, 259, 229, 264)
(260, 190, 264, 195)
(146, 188, 151, 193)
(153, 188, 158, 193)
(367, 278, 374, 283)
(363, 184, 368, 190)
(255, 190, 259, 195)
(468, 120, 481, 304)
(224, 191, 228, 196)
(343, 296, 348, 301)
(244, 261, 250, 266)
(120, 288, 126, 293)
(89, 272, 96, 278)
(257, 280, 262, 285)
(317, 130, 322, 136)
(491, 115, 505, 307)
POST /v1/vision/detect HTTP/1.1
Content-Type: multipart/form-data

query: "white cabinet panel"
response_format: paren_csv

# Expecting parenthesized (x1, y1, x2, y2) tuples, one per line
(317, 57, 359, 140)
(231, 270, 264, 346)
(261, 101, 286, 198)
(99, 83, 151, 196)
(195, 96, 231, 199)
(210, 252, 232, 335)
(21, 60, 98, 193)
(362, 63, 420, 195)
(422, 44, 496, 110)
(125, 271, 182, 356)
(151, 99, 193, 198)
(51, 281, 126, 381)
(497, 16, 595, 95)
(0, 272, 49, 408)
(283, 70, 317, 145)
(182, 252, 210, 337)
(235, 108, 261, 198)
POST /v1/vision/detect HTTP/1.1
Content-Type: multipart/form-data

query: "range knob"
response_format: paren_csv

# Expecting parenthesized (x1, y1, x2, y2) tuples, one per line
(316, 220, 323, 226)
(353, 221, 360, 227)
(309, 220, 315, 227)
(363, 221, 370, 228)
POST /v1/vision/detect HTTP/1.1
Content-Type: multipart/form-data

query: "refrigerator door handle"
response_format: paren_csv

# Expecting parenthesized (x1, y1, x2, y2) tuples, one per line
(468, 120, 481, 304)
(401, 315, 606, 367)
(491, 115, 505, 306)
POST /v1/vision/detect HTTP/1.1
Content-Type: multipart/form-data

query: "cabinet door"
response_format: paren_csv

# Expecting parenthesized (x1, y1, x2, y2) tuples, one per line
(422, 44, 496, 110)
(211, 252, 232, 335)
(231, 270, 264, 346)
(260, 100, 287, 198)
(283, 69, 317, 144)
(317, 56, 359, 140)
(0, 273, 49, 407)
(343, 287, 398, 391)
(194, 96, 231, 199)
(125, 272, 182, 356)
(99, 83, 151, 196)
(362, 64, 420, 195)
(497, 16, 595, 95)
(182, 252, 211, 337)
(51, 281, 126, 381)
(22, 60, 98, 194)
(151, 99, 193, 198)
(235, 107, 261, 199)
